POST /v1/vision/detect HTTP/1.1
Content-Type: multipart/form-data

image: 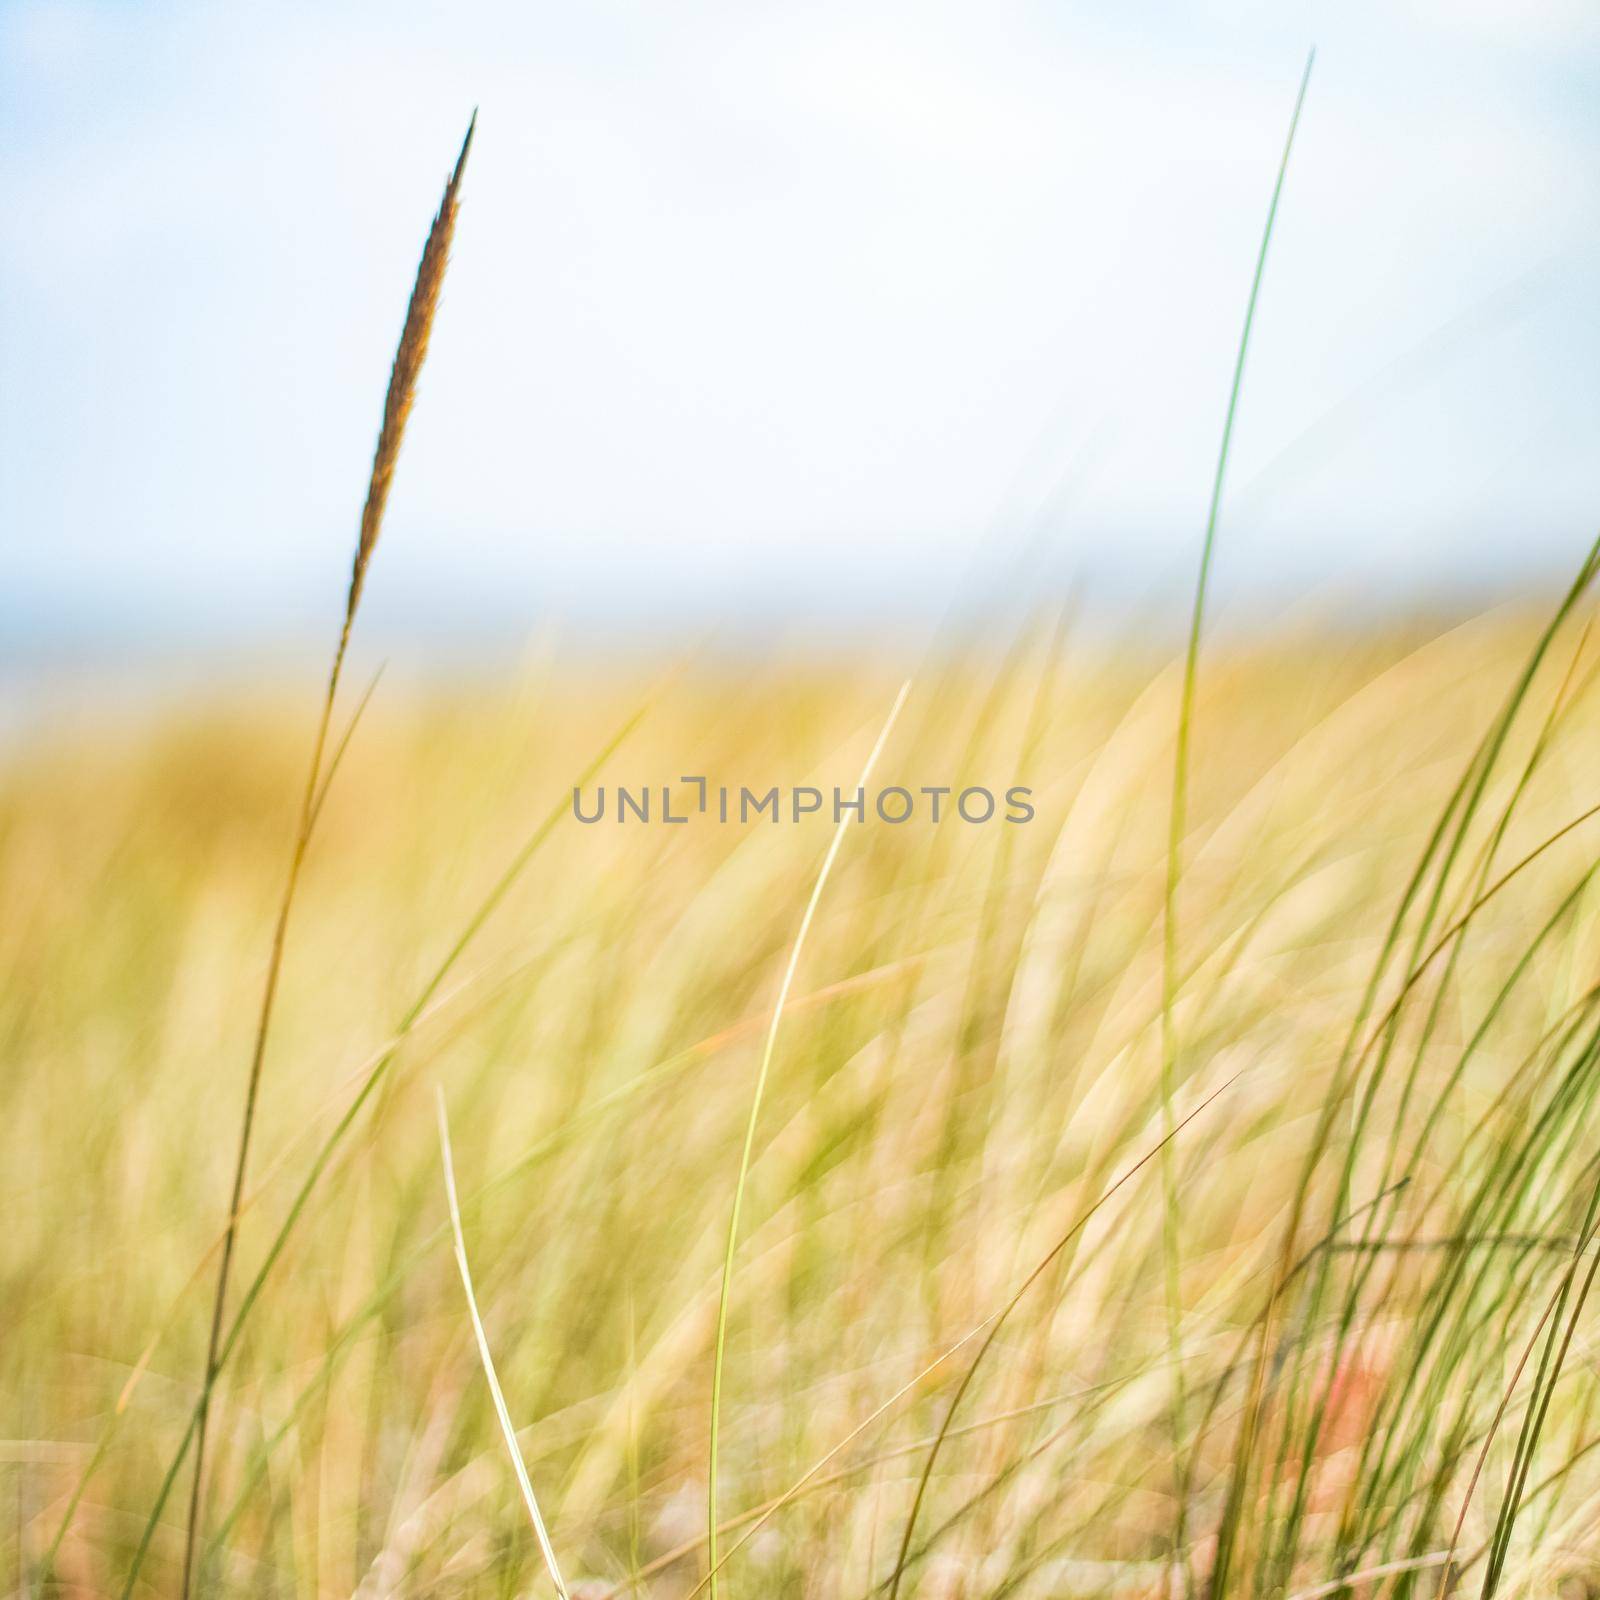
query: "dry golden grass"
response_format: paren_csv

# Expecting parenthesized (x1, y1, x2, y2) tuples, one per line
(11, 606, 1600, 1598)
(11, 79, 1600, 1600)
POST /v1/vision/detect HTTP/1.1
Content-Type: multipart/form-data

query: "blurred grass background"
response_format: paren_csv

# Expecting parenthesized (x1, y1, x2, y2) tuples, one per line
(11, 604, 1600, 1596)
(8, 9, 1600, 1597)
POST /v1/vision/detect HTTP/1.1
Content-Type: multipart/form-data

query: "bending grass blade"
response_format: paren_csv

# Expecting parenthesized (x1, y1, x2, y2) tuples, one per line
(179, 114, 475, 1600)
(602, 1376, 1145, 1598)
(882, 1076, 1241, 1600)
(1434, 1232, 1580, 1600)
(1481, 1171, 1600, 1595)
(437, 1089, 570, 1600)
(1248, 538, 1600, 1587)
(653, 1079, 1238, 1600)
(706, 679, 912, 1597)
(1289, 1551, 1455, 1600)
(306, 664, 388, 834)
(1162, 50, 1314, 1597)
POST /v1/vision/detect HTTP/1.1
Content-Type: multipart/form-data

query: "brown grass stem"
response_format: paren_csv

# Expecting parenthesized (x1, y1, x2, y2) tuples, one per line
(176, 114, 475, 1600)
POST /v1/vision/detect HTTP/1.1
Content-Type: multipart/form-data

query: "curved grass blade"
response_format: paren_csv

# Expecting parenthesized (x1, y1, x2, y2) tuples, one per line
(437, 1089, 570, 1599)
(882, 1076, 1239, 1600)
(1159, 48, 1313, 1586)
(706, 680, 911, 1597)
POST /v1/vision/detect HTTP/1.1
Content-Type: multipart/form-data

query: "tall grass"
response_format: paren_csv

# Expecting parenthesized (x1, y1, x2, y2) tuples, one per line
(7, 80, 1600, 1600)
(1162, 56, 1314, 1593)
(706, 679, 910, 1597)
(176, 114, 476, 1600)
(10, 602, 1600, 1597)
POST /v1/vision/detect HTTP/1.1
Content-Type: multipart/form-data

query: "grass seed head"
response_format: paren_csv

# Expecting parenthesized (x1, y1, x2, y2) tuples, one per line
(347, 111, 476, 628)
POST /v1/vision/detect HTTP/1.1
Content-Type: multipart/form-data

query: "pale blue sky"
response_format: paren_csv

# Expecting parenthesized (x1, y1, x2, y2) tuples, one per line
(3, 0, 1599, 656)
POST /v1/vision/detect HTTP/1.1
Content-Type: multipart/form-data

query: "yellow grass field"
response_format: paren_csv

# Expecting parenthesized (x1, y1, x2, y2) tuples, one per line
(11, 601, 1600, 1598)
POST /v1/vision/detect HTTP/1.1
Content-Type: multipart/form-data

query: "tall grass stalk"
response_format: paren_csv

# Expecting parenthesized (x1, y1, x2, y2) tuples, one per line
(706, 679, 911, 1596)
(1160, 49, 1313, 1588)
(177, 115, 475, 1600)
